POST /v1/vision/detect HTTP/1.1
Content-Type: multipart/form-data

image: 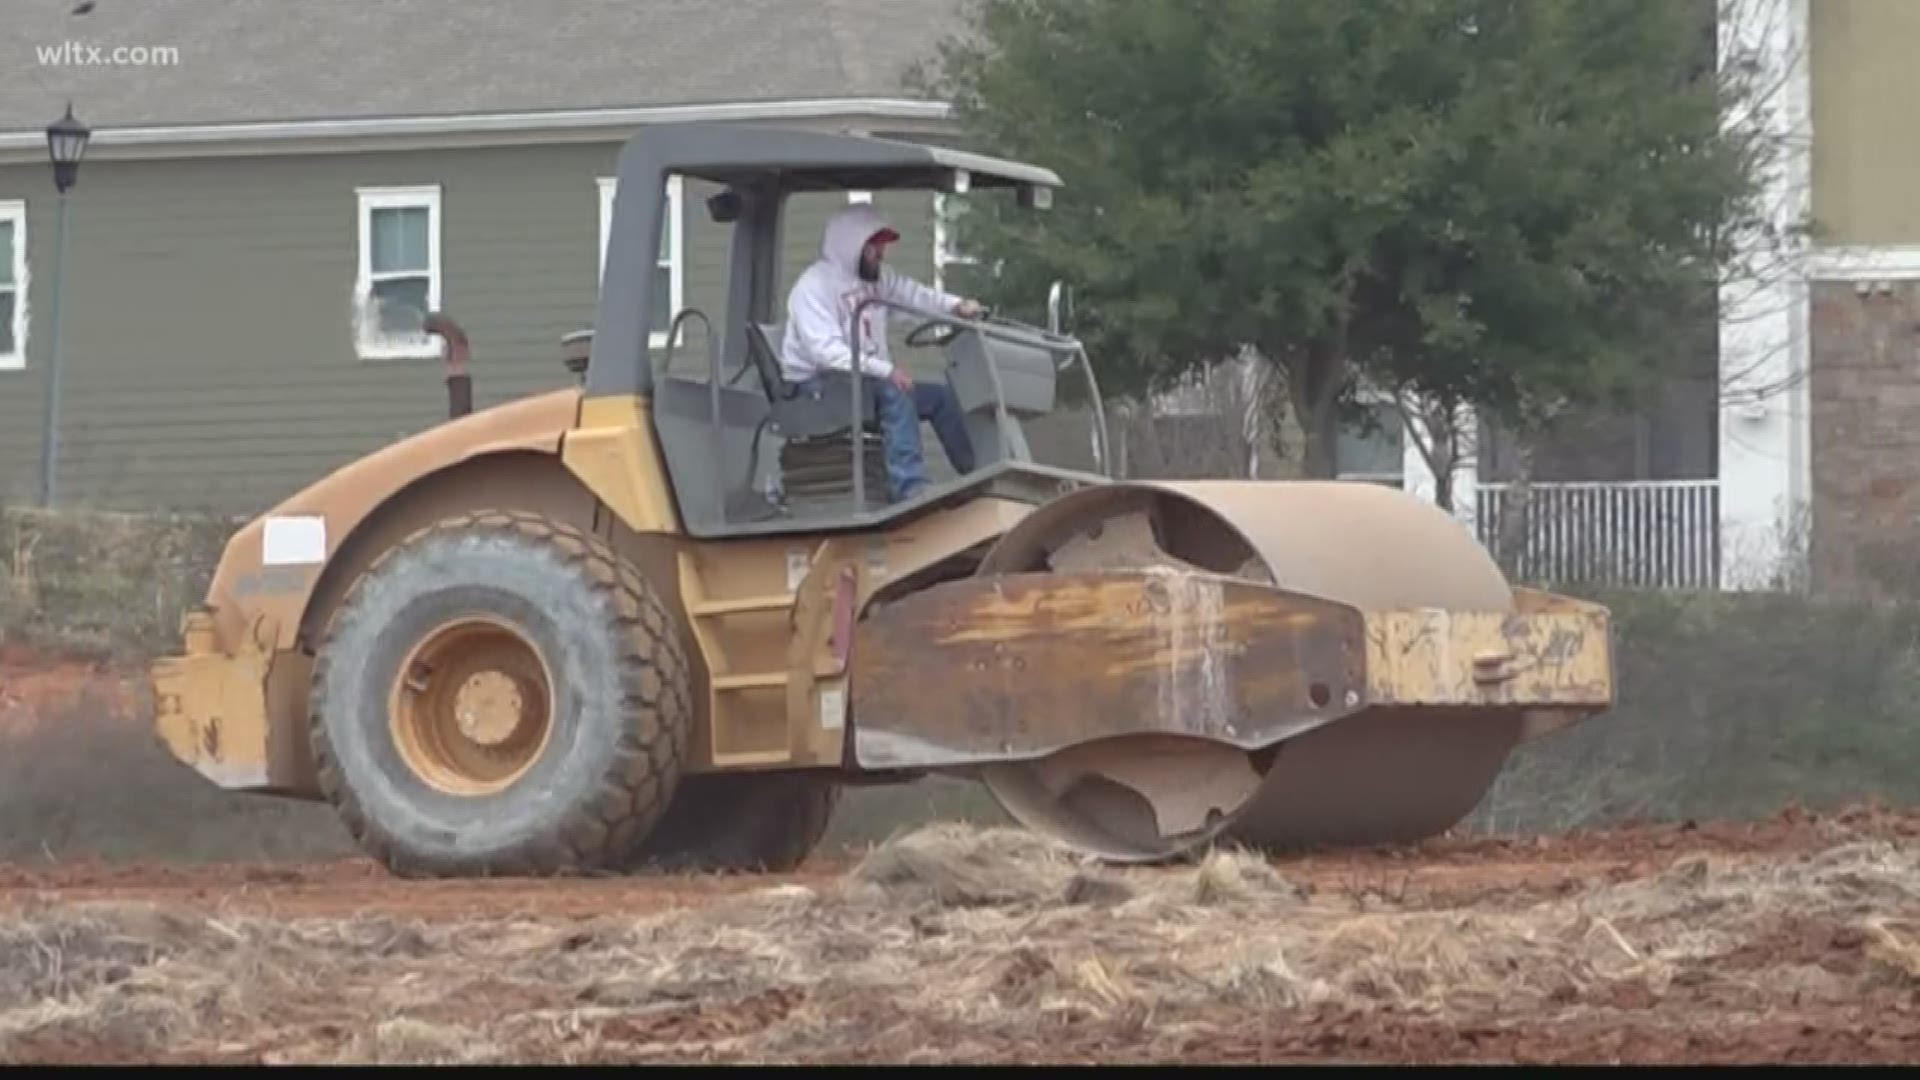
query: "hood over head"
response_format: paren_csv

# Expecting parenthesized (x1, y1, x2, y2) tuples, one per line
(821, 204, 901, 274)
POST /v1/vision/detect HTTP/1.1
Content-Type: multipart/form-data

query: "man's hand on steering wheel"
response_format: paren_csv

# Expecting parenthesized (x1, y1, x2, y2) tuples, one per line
(903, 299, 989, 348)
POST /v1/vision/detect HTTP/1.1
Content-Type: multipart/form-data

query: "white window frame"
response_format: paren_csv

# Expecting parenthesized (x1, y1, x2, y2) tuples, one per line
(599, 174, 683, 349)
(933, 193, 978, 293)
(0, 200, 25, 372)
(354, 184, 442, 361)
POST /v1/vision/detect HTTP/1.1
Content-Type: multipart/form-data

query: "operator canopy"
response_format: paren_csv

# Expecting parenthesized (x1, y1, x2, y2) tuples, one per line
(592, 122, 1061, 399)
(607, 121, 1062, 195)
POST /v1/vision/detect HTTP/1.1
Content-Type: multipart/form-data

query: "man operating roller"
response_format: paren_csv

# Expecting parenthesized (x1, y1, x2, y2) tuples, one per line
(780, 204, 981, 502)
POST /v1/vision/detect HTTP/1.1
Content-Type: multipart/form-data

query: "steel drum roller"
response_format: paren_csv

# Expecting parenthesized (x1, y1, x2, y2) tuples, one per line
(971, 480, 1526, 860)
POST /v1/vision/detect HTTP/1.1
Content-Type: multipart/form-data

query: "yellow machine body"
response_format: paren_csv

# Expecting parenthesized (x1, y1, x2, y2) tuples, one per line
(148, 121, 1614, 876)
(151, 390, 1612, 870)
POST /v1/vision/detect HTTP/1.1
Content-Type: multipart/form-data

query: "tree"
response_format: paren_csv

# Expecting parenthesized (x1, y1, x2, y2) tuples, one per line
(915, 0, 1782, 478)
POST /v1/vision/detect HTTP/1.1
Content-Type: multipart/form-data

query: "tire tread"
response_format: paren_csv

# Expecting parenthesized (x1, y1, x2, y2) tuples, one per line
(308, 509, 690, 877)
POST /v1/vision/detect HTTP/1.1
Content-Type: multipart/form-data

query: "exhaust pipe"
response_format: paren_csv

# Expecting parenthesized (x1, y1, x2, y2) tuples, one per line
(422, 311, 472, 419)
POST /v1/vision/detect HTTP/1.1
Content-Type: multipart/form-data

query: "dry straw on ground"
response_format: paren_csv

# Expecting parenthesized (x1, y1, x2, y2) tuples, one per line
(0, 822, 1917, 1064)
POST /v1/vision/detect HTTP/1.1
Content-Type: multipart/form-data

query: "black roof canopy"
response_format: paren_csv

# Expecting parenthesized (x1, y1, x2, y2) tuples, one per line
(617, 122, 1062, 192)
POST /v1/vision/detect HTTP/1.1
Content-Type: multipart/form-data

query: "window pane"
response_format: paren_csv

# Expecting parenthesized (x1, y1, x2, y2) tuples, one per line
(0, 290, 14, 354)
(0, 222, 13, 287)
(370, 206, 429, 273)
(371, 276, 429, 335)
(650, 265, 671, 333)
(941, 197, 968, 254)
(1336, 404, 1403, 477)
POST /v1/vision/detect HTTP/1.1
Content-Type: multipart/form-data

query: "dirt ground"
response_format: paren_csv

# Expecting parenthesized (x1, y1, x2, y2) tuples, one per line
(4, 649, 1920, 1064)
(0, 645, 134, 735)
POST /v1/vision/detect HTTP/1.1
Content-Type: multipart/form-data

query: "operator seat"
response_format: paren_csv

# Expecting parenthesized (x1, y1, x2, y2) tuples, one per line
(744, 321, 888, 504)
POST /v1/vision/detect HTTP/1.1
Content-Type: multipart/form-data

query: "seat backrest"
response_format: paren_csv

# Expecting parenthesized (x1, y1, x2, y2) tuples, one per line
(744, 322, 794, 402)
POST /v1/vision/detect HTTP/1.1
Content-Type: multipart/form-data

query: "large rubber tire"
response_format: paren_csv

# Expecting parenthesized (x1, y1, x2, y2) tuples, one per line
(309, 510, 691, 878)
(623, 772, 840, 874)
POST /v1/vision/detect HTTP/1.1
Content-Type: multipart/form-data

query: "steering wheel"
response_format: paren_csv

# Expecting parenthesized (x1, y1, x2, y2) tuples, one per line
(904, 317, 964, 349)
(902, 309, 1087, 366)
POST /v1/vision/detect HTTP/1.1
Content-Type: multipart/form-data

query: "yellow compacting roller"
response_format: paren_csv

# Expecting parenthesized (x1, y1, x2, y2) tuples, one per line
(148, 123, 1613, 877)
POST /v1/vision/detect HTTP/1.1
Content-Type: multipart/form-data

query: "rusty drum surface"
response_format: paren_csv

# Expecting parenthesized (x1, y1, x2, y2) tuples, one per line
(969, 480, 1525, 861)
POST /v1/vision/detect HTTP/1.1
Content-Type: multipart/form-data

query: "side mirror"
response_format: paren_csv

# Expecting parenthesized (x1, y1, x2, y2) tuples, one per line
(707, 189, 743, 223)
(1047, 281, 1074, 334)
(560, 329, 593, 381)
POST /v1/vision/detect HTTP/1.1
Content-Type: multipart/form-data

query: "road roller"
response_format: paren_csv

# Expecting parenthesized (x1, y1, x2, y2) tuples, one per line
(147, 122, 1614, 877)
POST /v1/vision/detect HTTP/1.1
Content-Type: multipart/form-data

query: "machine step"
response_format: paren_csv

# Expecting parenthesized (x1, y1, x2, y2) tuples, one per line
(711, 672, 788, 691)
(709, 748, 796, 767)
(691, 595, 793, 617)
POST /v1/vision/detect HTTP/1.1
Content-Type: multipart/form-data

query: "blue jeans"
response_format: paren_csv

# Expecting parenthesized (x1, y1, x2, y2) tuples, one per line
(798, 373, 975, 501)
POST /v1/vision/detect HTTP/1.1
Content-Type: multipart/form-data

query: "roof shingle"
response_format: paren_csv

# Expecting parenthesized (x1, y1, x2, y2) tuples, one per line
(0, 0, 972, 134)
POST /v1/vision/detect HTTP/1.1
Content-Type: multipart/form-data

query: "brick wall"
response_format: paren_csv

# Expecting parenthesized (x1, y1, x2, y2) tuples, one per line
(1809, 279, 1920, 596)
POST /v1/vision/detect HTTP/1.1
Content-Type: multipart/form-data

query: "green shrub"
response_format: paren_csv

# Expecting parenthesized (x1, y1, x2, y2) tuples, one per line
(1, 506, 235, 659)
(1463, 585, 1920, 834)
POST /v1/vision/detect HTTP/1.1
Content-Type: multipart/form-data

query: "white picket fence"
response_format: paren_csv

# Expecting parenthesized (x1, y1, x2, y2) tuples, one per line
(1473, 479, 1720, 590)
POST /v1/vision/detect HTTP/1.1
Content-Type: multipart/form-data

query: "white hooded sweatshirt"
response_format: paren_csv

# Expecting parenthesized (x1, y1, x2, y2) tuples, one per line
(779, 203, 962, 384)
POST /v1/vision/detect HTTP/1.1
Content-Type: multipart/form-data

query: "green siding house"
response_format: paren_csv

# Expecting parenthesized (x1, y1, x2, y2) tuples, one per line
(0, 0, 979, 514)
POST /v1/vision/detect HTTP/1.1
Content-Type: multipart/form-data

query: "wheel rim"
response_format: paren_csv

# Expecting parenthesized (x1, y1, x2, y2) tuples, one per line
(389, 616, 556, 796)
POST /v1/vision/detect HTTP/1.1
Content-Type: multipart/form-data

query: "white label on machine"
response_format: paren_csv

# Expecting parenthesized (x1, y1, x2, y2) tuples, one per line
(785, 547, 810, 591)
(262, 515, 327, 566)
(866, 537, 889, 579)
(819, 685, 846, 731)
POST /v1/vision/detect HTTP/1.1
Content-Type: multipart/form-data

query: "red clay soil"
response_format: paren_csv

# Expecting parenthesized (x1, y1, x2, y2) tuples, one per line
(1, 800, 1913, 918)
(2, 810, 1917, 1064)
(1274, 799, 1920, 905)
(0, 855, 858, 919)
(0, 646, 138, 735)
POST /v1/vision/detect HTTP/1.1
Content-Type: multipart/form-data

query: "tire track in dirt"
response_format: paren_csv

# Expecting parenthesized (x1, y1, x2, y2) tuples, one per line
(0, 858, 854, 919)
(2, 799, 1914, 918)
